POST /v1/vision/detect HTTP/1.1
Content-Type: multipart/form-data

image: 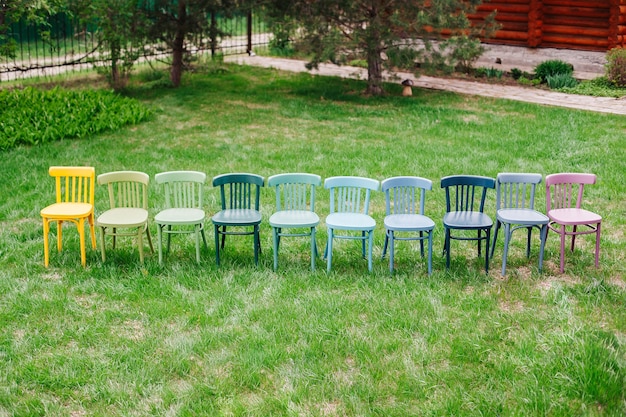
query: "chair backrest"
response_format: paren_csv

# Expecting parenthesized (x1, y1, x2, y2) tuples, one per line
(268, 173, 322, 212)
(155, 171, 206, 209)
(545, 172, 596, 211)
(381, 176, 432, 216)
(324, 176, 379, 215)
(49, 166, 95, 205)
(440, 175, 495, 213)
(495, 173, 542, 210)
(97, 171, 149, 210)
(212, 173, 264, 210)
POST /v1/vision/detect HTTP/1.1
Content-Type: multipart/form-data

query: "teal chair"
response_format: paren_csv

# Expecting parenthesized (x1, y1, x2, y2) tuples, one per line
(381, 176, 435, 275)
(490, 173, 549, 276)
(268, 173, 321, 271)
(154, 171, 207, 265)
(211, 173, 264, 265)
(441, 175, 495, 273)
(324, 176, 379, 273)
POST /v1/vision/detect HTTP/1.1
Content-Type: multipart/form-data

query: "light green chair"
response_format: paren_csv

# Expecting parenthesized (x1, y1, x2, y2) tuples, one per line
(154, 171, 207, 265)
(268, 173, 321, 271)
(96, 171, 153, 263)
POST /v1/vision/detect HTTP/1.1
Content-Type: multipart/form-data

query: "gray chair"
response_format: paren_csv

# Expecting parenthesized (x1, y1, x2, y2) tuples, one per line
(441, 175, 495, 273)
(490, 173, 549, 276)
(381, 176, 435, 275)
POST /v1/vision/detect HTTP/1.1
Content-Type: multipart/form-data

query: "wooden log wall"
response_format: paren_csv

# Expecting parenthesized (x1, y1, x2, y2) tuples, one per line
(469, 0, 626, 51)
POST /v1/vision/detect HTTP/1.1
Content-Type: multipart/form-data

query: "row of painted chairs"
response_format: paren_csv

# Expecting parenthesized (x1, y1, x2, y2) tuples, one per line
(40, 167, 602, 275)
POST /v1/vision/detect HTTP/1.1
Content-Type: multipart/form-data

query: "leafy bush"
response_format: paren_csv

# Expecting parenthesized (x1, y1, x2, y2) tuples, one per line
(0, 87, 151, 151)
(448, 35, 484, 74)
(546, 73, 578, 89)
(558, 76, 626, 98)
(518, 76, 541, 86)
(510, 68, 523, 80)
(605, 47, 626, 87)
(386, 46, 420, 70)
(534, 59, 574, 83)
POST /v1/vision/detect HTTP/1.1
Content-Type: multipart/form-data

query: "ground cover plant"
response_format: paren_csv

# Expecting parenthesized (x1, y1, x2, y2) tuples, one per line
(0, 65, 624, 416)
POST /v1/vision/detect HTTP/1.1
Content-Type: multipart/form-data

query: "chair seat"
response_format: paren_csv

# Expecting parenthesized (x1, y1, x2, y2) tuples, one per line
(96, 208, 149, 228)
(443, 211, 493, 229)
(548, 208, 602, 225)
(326, 213, 376, 231)
(269, 210, 320, 228)
(155, 208, 205, 225)
(212, 209, 262, 226)
(497, 208, 549, 225)
(41, 202, 93, 218)
(384, 214, 435, 232)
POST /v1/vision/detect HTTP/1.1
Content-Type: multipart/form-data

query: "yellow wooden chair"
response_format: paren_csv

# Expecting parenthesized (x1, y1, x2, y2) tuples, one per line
(40, 166, 97, 267)
(96, 171, 154, 263)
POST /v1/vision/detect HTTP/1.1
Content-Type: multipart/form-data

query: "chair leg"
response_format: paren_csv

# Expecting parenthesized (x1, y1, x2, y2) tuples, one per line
(166, 225, 172, 253)
(571, 225, 577, 252)
(78, 218, 86, 267)
(538, 224, 547, 272)
(201, 226, 208, 249)
(382, 231, 389, 260)
(326, 229, 333, 273)
(427, 230, 433, 276)
(254, 225, 259, 266)
(526, 227, 532, 258)
(100, 226, 107, 262)
(57, 221, 63, 252)
(89, 213, 97, 249)
(138, 227, 144, 264)
(310, 227, 316, 271)
(221, 226, 226, 249)
(195, 224, 201, 264)
(389, 230, 395, 274)
(419, 231, 425, 257)
(490, 220, 501, 258)
(272, 227, 279, 271)
(367, 230, 374, 272)
(43, 219, 50, 267)
(112, 228, 116, 249)
(595, 222, 601, 268)
(501, 223, 511, 276)
(157, 224, 164, 265)
(559, 224, 566, 273)
(485, 228, 491, 274)
(444, 228, 451, 268)
(214, 224, 220, 266)
(146, 226, 154, 253)
(361, 231, 366, 259)
(477, 229, 482, 257)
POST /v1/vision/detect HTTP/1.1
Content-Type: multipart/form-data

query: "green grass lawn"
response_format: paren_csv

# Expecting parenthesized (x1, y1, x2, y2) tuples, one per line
(1, 64, 624, 416)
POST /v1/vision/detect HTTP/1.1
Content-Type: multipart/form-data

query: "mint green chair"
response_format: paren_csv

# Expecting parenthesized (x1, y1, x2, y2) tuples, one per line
(324, 176, 379, 273)
(154, 171, 207, 265)
(268, 173, 321, 271)
(211, 173, 264, 266)
(96, 171, 153, 263)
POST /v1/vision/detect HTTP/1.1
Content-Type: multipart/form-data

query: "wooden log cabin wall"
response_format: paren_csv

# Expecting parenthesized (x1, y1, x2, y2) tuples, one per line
(469, 0, 626, 51)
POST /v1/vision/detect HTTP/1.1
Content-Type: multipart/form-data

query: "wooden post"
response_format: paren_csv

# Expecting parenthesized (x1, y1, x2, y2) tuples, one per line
(247, 9, 253, 55)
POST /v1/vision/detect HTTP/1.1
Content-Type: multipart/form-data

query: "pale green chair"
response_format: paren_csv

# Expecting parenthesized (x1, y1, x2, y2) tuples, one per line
(324, 176, 379, 273)
(268, 173, 321, 271)
(96, 171, 153, 263)
(211, 173, 264, 266)
(154, 171, 207, 265)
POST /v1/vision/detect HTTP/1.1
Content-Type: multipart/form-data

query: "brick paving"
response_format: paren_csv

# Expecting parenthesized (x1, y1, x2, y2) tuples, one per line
(226, 48, 626, 116)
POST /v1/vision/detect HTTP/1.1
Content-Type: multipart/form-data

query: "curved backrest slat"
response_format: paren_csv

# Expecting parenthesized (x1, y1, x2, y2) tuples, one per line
(49, 166, 95, 205)
(268, 173, 321, 212)
(155, 171, 206, 209)
(212, 173, 264, 210)
(97, 171, 149, 209)
(441, 175, 495, 213)
(324, 176, 379, 215)
(496, 173, 542, 210)
(381, 176, 432, 216)
(546, 172, 596, 211)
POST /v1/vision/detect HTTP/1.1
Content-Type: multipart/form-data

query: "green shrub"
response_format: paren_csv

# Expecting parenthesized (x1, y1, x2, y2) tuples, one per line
(534, 59, 574, 83)
(386, 46, 420, 70)
(605, 47, 626, 87)
(0, 87, 151, 151)
(510, 68, 523, 80)
(558, 76, 626, 98)
(546, 73, 578, 89)
(518, 76, 541, 86)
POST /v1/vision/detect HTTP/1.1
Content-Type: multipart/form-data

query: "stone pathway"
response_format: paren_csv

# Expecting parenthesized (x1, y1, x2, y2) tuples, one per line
(226, 54, 626, 116)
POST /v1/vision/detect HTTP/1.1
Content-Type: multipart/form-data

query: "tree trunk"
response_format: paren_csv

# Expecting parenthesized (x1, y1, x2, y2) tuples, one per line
(170, 0, 187, 87)
(366, 48, 384, 96)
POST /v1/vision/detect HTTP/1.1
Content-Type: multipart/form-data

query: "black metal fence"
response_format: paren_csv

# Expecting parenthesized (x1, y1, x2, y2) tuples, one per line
(0, 10, 270, 82)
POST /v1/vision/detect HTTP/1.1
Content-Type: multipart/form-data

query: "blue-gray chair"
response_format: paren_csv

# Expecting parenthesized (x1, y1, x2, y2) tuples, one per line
(490, 173, 549, 276)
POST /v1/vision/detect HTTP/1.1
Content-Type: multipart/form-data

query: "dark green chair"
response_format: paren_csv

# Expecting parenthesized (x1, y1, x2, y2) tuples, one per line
(211, 173, 264, 265)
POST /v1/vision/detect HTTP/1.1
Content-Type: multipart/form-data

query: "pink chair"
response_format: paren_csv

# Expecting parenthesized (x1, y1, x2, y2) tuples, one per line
(545, 173, 601, 273)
